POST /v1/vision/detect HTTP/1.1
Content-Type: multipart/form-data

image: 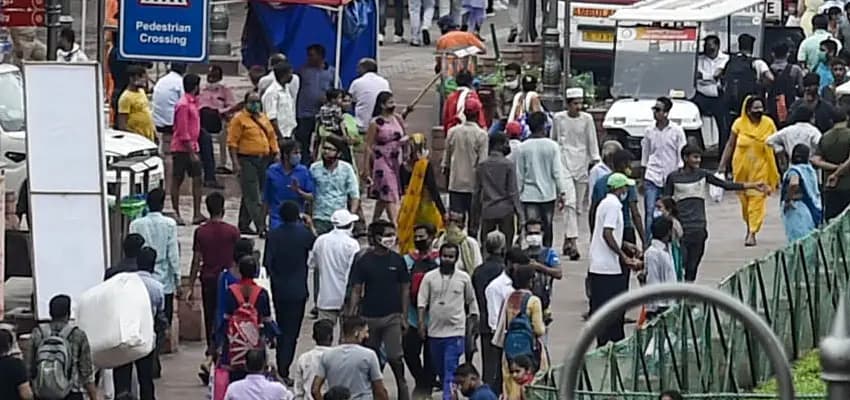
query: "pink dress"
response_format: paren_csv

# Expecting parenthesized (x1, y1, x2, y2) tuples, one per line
(369, 114, 405, 202)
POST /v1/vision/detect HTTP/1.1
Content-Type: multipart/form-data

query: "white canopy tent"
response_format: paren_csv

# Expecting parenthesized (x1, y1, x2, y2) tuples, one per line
(610, 0, 768, 22)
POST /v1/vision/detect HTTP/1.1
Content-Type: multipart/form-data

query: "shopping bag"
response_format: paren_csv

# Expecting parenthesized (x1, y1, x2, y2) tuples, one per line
(709, 172, 725, 203)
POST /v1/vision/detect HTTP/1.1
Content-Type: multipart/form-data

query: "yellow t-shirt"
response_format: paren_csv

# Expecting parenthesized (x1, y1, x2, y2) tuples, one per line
(118, 88, 156, 141)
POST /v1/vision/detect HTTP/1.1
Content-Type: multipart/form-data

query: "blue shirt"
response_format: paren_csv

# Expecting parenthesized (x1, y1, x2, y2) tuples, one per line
(136, 271, 165, 317)
(816, 62, 834, 92)
(310, 160, 360, 222)
(469, 384, 499, 400)
(296, 64, 336, 118)
(264, 163, 315, 230)
(129, 212, 180, 294)
(592, 173, 637, 228)
(263, 222, 316, 301)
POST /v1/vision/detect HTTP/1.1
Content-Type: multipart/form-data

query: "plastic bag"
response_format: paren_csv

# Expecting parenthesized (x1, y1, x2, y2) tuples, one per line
(709, 172, 725, 202)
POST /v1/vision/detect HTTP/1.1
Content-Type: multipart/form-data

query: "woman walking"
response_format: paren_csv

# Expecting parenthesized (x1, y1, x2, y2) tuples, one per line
(398, 133, 446, 253)
(719, 96, 780, 247)
(781, 144, 823, 242)
(364, 91, 407, 223)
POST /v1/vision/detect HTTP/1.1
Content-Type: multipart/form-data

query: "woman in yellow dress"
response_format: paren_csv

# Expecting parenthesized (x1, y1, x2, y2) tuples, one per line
(718, 96, 776, 247)
(397, 133, 446, 254)
(799, 0, 824, 37)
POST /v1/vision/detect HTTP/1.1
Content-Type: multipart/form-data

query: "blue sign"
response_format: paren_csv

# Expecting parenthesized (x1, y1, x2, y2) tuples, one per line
(119, 0, 209, 62)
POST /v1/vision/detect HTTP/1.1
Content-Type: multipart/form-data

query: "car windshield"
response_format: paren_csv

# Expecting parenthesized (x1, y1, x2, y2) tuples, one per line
(611, 25, 699, 99)
(0, 71, 24, 132)
(701, 14, 765, 58)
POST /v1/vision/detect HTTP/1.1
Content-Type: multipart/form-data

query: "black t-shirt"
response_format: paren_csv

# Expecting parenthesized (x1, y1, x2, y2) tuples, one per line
(351, 250, 411, 318)
(0, 355, 28, 400)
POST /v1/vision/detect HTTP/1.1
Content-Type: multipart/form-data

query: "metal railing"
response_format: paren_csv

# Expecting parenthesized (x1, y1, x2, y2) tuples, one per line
(528, 210, 850, 399)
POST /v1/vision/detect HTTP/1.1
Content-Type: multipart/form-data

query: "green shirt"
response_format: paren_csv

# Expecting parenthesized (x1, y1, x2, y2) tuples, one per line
(818, 122, 850, 191)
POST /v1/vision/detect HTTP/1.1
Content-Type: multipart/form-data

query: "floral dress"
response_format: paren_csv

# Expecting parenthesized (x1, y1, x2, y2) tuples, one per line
(369, 114, 405, 202)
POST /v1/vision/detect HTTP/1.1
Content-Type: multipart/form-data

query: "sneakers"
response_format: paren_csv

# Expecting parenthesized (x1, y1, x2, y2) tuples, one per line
(392, 35, 406, 43)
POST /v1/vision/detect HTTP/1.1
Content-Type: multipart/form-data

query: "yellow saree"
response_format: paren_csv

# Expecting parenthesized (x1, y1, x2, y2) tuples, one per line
(397, 157, 445, 254)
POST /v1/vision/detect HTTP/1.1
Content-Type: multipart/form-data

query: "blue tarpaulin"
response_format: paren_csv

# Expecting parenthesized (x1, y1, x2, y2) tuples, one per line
(241, 0, 378, 88)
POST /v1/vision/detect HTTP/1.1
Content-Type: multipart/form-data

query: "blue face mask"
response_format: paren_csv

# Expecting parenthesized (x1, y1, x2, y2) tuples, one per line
(289, 153, 302, 166)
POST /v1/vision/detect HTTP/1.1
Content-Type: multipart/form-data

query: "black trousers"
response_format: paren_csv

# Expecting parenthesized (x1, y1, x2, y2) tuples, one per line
(588, 272, 627, 347)
(449, 191, 473, 225)
(273, 296, 307, 379)
(201, 275, 218, 356)
(402, 326, 436, 395)
(480, 214, 516, 247)
(295, 117, 316, 165)
(681, 229, 708, 282)
(114, 350, 156, 400)
(480, 332, 502, 394)
(824, 189, 850, 222)
(692, 92, 729, 151)
(153, 294, 174, 377)
(198, 129, 217, 183)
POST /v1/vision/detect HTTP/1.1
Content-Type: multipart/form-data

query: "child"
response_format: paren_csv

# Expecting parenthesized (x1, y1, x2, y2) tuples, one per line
(293, 320, 334, 400)
(453, 363, 498, 400)
(655, 196, 684, 281)
(507, 355, 536, 400)
(315, 90, 362, 170)
(642, 218, 678, 321)
(323, 386, 351, 400)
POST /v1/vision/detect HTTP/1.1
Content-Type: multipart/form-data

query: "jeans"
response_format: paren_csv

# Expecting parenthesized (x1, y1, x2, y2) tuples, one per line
(681, 229, 708, 282)
(523, 201, 556, 247)
(643, 181, 663, 238)
(365, 314, 409, 400)
(237, 155, 269, 232)
(403, 327, 436, 396)
(114, 350, 156, 400)
(201, 275, 219, 356)
(408, 0, 436, 43)
(380, 0, 405, 37)
(429, 336, 465, 400)
(198, 129, 217, 183)
(294, 117, 316, 165)
(272, 296, 307, 379)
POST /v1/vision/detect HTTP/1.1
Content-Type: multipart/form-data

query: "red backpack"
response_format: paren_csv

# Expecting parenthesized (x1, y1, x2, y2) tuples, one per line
(226, 284, 263, 369)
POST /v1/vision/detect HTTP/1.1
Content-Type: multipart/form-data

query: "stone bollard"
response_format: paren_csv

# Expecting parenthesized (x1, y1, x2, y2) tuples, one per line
(820, 292, 850, 400)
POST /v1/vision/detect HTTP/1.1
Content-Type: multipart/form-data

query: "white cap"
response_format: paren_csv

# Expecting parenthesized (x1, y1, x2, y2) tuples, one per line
(331, 209, 359, 227)
(565, 87, 584, 99)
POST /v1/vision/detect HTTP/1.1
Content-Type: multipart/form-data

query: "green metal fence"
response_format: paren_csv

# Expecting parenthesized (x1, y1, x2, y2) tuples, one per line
(529, 211, 850, 400)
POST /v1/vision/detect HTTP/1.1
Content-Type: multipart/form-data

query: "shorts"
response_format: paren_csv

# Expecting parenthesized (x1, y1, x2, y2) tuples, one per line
(172, 152, 202, 178)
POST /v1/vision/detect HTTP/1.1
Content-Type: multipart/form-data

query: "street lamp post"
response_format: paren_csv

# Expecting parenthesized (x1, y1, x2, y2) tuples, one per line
(45, 0, 62, 61)
(558, 284, 796, 400)
(820, 293, 850, 399)
(540, 0, 563, 112)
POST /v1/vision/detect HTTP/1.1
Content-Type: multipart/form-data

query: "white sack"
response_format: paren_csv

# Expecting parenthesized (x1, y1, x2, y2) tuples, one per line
(709, 172, 725, 203)
(77, 273, 155, 368)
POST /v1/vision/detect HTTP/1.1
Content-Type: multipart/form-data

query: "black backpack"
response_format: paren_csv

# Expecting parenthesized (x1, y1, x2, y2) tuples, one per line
(724, 54, 759, 112)
(766, 64, 797, 125)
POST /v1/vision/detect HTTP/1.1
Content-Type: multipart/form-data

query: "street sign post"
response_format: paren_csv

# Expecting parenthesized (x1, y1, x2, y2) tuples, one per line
(119, 0, 209, 62)
(0, 0, 45, 27)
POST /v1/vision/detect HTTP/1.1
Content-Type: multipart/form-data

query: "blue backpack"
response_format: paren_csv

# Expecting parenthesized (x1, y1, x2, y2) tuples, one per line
(503, 293, 536, 361)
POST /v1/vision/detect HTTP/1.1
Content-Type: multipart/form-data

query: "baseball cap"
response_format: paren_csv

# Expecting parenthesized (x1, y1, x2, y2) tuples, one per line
(607, 173, 636, 189)
(330, 209, 359, 227)
(505, 121, 522, 138)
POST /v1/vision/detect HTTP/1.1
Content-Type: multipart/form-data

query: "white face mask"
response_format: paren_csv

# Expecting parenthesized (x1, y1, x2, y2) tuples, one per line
(504, 79, 519, 90)
(526, 234, 543, 247)
(379, 235, 397, 249)
(653, 209, 664, 219)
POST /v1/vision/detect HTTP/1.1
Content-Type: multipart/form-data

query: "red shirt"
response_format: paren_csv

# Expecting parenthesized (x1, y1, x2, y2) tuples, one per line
(170, 93, 201, 153)
(443, 89, 487, 135)
(193, 220, 240, 279)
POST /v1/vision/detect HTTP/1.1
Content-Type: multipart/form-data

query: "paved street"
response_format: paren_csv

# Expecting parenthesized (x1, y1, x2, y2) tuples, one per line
(6, 3, 790, 398)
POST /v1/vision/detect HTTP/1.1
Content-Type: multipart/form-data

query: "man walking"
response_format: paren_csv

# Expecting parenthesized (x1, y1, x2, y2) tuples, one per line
(417, 243, 479, 400)
(642, 96, 687, 237)
(296, 44, 336, 164)
(224, 349, 293, 400)
(310, 209, 361, 326)
(311, 317, 389, 400)
(403, 223, 439, 398)
(347, 221, 411, 400)
(152, 62, 186, 147)
(516, 112, 568, 247)
(470, 133, 523, 246)
(264, 201, 317, 383)
(442, 97, 489, 223)
(523, 219, 563, 326)
(471, 231, 507, 392)
(311, 136, 361, 235)
(265, 138, 315, 230)
(170, 73, 206, 225)
(129, 188, 179, 377)
(263, 62, 298, 139)
(551, 88, 600, 259)
(258, 53, 301, 98)
(105, 233, 145, 279)
(349, 59, 391, 136)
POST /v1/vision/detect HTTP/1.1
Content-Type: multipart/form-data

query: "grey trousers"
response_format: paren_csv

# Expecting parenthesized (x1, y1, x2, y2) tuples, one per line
(408, 0, 436, 43)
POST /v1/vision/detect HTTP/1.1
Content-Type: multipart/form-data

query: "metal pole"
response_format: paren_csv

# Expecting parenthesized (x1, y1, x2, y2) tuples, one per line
(95, 0, 104, 64)
(562, 0, 571, 88)
(81, 0, 87, 57)
(559, 284, 795, 400)
(45, 0, 62, 61)
(59, 0, 72, 29)
(820, 292, 850, 400)
(540, 0, 563, 111)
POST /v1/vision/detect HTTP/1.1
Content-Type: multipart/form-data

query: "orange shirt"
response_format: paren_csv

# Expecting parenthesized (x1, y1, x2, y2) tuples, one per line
(435, 31, 486, 52)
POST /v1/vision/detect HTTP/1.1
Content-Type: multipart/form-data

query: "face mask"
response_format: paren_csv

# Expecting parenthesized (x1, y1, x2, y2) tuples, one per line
(653, 209, 664, 219)
(246, 101, 261, 113)
(618, 192, 628, 202)
(526, 234, 543, 248)
(514, 372, 534, 385)
(439, 260, 456, 274)
(750, 111, 764, 120)
(414, 239, 431, 251)
(379, 235, 397, 249)
(386, 106, 396, 113)
(289, 153, 302, 166)
(504, 79, 519, 90)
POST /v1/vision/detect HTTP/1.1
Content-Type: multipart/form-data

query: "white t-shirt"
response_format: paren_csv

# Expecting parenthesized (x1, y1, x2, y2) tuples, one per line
(262, 81, 298, 138)
(349, 72, 391, 131)
(589, 193, 624, 275)
(151, 71, 184, 127)
(309, 229, 360, 310)
(259, 71, 300, 100)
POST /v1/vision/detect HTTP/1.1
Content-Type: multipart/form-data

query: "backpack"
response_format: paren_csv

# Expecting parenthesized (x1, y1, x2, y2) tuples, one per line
(766, 64, 796, 125)
(528, 248, 555, 310)
(503, 293, 536, 361)
(32, 324, 75, 400)
(226, 284, 264, 369)
(724, 54, 759, 112)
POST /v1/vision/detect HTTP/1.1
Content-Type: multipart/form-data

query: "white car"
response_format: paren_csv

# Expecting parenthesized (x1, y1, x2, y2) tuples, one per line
(0, 63, 163, 211)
